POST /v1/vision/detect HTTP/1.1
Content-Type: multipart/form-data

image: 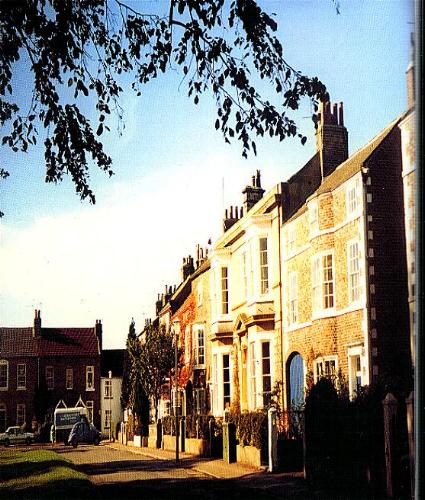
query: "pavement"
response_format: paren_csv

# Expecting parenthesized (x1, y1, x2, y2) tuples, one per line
(106, 441, 266, 480)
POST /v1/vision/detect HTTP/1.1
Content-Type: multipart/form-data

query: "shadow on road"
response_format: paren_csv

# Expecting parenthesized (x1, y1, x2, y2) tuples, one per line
(96, 475, 313, 500)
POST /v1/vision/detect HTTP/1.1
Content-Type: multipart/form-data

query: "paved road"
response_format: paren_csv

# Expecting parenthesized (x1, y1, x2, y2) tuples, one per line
(51, 443, 313, 500)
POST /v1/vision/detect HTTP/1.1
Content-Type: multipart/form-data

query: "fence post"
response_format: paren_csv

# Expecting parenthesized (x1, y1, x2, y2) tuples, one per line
(268, 408, 278, 472)
(208, 417, 215, 457)
(406, 391, 414, 500)
(156, 419, 162, 449)
(180, 416, 186, 453)
(383, 393, 398, 498)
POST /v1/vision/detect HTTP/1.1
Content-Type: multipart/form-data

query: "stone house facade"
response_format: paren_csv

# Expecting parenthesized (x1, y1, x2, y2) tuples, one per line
(210, 174, 282, 416)
(281, 115, 411, 408)
(0, 310, 102, 431)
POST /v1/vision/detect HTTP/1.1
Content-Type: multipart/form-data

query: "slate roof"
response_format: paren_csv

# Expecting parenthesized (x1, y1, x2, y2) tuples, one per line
(0, 326, 99, 357)
(101, 349, 125, 377)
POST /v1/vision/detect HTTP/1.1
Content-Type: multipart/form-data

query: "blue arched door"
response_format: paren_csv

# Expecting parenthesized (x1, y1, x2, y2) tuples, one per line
(287, 353, 305, 408)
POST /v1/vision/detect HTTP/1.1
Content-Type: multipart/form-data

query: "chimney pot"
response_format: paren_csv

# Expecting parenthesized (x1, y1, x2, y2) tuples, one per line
(339, 102, 344, 126)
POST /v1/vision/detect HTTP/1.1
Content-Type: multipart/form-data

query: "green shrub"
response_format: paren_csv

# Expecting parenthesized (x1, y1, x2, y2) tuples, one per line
(185, 415, 211, 439)
(229, 410, 267, 449)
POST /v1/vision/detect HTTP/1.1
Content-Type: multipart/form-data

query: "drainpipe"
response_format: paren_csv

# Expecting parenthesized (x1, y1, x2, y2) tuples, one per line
(277, 184, 285, 401)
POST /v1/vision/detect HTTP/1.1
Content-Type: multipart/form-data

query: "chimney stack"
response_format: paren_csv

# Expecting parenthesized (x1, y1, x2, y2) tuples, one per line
(33, 309, 41, 338)
(242, 170, 265, 213)
(223, 204, 243, 232)
(95, 319, 102, 351)
(182, 255, 195, 281)
(315, 99, 348, 179)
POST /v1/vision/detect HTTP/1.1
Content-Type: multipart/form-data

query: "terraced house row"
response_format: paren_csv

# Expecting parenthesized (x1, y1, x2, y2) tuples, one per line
(148, 52, 416, 421)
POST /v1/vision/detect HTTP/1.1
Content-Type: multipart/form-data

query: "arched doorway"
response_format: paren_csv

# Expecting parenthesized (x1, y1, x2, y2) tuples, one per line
(286, 352, 305, 409)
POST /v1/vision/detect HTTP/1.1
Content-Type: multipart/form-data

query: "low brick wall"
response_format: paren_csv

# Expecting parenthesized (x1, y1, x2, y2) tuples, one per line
(161, 435, 209, 456)
(185, 438, 209, 456)
(237, 445, 262, 468)
(133, 435, 148, 447)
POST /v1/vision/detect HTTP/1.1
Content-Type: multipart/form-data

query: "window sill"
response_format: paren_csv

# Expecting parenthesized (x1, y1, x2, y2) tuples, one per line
(85, 388, 95, 392)
(312, 308, 336, 320)
(17, 387, 26, 391)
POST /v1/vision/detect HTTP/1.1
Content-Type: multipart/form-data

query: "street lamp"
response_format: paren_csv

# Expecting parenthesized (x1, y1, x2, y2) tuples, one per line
(108, 370, 112, 442)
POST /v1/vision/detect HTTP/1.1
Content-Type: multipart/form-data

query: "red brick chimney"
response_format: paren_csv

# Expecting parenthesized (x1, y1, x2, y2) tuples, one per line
(33, 309, 41, 338)
(315, 100, 348, 179)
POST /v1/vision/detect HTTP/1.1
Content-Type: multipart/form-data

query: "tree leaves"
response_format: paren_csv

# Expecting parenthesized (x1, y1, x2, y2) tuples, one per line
(0, 0, 329, 217)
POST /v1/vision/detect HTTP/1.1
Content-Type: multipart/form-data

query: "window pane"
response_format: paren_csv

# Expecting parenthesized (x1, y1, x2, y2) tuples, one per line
(259, 238, 269, 294)
(221, 267, 229, 314)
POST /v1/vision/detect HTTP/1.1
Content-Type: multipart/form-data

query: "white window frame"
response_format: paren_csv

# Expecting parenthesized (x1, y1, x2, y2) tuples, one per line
(45, 366, 54, 390)
(346, 178, 361, 218)
(289, 272, 298, 325)
(86, 400, 94, 423)
(347, 346, 364, 399)
(314, 356, 338, 383)
(261, 341, 272, 407)
(249, 342, 257, 409)
(221, 266, 229, 314)
(259, 236, 269, 294)
(66, 368, 73, 390)
(104, 379, 113, 399)
(222, 353, 231, 411)
(0, 360, 9, 390)
(193, 326, 205, 368)
(212, 353, 218, 414)
(242, 251, 248, 298)
(16, 403, 25, 426)
(86, 366, 95, 391)
(193, 388, 206, 415)
(312, 252, 335, 313)
(348, 240, 361, 304)
(17, 364, 26, 390)
(104, 409, 112, 429)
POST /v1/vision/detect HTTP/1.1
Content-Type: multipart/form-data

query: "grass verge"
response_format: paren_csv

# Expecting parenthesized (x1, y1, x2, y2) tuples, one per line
(0, 449, 97, 499)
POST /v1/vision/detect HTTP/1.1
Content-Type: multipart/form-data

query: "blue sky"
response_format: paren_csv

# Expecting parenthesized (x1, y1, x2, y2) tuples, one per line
(0, 0, 415, 348)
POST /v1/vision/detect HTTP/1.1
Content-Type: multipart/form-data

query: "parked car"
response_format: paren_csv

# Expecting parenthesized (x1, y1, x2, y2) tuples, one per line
(67, 419, 102, 447)
(0, 426, 35, 446)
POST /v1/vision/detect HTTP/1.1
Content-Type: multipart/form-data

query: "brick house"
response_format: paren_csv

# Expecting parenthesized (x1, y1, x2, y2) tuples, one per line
(0, 310, 102, 431)
(151, 247, 211, 418)
(281, 105, 411, 409)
